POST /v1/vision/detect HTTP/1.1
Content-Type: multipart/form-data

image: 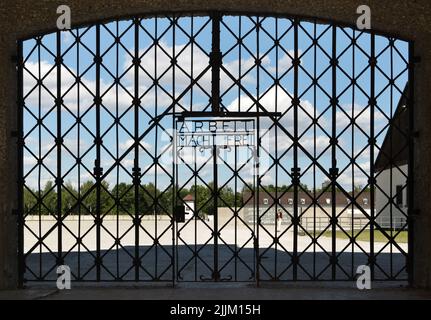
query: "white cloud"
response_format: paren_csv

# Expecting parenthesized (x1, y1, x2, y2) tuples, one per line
(336, 103, 385, 133)
(24, 60, 95, 112)
(22, 40, 379, 191)
(119, 138, 152, 151)
(23, 43, 298, 118)
(266, 134, 330, 155)
(337, 161, 370, 188)
(124, 41, 280, 95)
(176, 148, 212, 167)
(23, 60, 168, 114)
(63, 137, 89, 154)
(24, 156, 37, 167)
(226, 85, 319, 133)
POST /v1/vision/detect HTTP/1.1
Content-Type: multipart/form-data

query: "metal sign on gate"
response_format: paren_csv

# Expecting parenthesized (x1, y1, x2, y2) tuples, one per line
(176, 118, 256, 148)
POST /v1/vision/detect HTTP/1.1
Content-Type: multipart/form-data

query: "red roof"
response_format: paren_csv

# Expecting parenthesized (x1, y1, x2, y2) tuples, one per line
(183, 194, 194, 201)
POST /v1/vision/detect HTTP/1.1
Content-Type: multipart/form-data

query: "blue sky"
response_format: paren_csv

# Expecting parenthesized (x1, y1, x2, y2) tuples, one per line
(21, 15, 409, 195)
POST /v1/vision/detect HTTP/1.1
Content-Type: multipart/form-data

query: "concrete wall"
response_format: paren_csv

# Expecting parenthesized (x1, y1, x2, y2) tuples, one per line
(1, 0, 431, 289)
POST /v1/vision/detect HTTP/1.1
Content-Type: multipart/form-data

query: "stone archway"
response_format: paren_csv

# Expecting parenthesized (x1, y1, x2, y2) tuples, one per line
(1, 0, 431, 289)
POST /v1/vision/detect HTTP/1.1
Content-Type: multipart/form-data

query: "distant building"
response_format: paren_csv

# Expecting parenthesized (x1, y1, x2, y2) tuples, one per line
(243, 191, 371, 230)
(183, 194, 195, 220)
(375, 89, 409, 229)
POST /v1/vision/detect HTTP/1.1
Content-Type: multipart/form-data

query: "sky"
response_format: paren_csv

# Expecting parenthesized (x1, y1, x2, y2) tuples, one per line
(21, 15, 410, 196)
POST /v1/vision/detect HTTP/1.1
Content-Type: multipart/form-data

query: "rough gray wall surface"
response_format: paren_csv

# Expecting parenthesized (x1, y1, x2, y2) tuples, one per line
(0, 0, 431, 289)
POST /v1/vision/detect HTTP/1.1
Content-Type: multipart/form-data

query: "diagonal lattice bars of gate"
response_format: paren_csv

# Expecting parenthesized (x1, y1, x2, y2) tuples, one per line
(17, 12, 414, 284)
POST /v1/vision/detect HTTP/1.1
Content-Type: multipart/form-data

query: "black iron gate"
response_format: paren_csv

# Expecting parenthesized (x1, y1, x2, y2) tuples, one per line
(17, 12, 414, 285)
(174, 115, 257, 282)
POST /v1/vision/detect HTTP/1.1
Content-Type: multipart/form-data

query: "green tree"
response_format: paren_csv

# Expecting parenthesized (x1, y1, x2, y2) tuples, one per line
(80, 180, 114, 214)
(112, 183, 134, 215)
(23, 187, 38, 215)
(219, 186, 235, 208)
(81, 181, 96, 214)
(158, 185, 181, 215)
(299, 183, 309, 192)
(100, 181, 115, 214)
(190, 184, 213, 217)
(62, 182, 78, 215)
(41, 181, 57, 216)
(139, 183, 155, 215)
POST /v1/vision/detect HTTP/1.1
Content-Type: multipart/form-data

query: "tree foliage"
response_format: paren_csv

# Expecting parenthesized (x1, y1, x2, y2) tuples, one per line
(24, 180, 245, 216)
(24, 180, 365, 216)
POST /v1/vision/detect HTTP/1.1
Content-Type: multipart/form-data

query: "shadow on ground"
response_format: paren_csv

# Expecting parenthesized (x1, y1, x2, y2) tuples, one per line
(23, 245, 408, 283)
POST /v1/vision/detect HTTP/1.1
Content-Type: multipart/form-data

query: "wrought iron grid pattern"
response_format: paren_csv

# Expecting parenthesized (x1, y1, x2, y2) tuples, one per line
(17, 12, 414, 284)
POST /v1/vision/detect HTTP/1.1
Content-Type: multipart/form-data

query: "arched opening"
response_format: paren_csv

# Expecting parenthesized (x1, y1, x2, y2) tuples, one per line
(17, 12, 413, 285)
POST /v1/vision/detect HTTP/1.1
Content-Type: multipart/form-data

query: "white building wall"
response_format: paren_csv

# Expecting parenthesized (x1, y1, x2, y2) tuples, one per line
(184, 200, 195, 220)
(375, 164, 408, 229)
(243, 206, 370, 231)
